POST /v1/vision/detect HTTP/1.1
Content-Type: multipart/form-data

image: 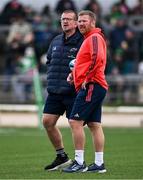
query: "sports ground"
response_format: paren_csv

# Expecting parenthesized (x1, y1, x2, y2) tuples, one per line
(0, 106, 143, 179)
(0, 127, 143, 179)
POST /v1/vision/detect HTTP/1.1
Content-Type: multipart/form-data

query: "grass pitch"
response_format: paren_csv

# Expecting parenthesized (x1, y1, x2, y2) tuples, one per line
(0, 127, 143, 179)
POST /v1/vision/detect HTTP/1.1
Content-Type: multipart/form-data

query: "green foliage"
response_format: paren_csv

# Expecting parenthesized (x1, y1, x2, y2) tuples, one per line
(0, 127, 143, 179)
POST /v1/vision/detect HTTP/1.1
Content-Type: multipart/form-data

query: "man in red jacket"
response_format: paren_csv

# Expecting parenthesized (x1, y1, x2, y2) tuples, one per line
(63, 10, 108, 173)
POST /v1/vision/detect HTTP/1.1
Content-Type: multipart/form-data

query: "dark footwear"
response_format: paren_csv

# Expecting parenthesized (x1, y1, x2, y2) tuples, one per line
(44, 154, 72, 171)
(62, 160, 87, 173)
(87, 163, 107, 173)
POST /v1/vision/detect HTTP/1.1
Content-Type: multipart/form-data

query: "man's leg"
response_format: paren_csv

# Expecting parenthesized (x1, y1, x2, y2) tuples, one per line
(70, 120, 85, 164)
(87, 122, 106, 173)
(43, 113, 63, 149)
(69, 120, 85, 150)
(43, 114, 71, 171)
(62, 120, 87, 173)
(88, 122, 104, 152)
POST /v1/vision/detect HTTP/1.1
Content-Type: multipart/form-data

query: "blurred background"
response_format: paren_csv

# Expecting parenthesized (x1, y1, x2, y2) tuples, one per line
(0, 0, 143, 127)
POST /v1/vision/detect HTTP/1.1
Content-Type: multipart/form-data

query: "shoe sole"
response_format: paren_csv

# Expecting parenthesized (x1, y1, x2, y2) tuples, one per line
(81, 167, 88, 172)
(62, 167, 88, 173)
(87, 169, 107, 173)
(46, 159, 72, 171)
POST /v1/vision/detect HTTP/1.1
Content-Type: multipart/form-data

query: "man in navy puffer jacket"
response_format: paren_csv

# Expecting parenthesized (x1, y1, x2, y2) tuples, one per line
(43, 10, 83, 171)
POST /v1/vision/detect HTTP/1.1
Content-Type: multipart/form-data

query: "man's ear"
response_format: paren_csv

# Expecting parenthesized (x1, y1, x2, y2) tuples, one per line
(91, 20, 96, 28)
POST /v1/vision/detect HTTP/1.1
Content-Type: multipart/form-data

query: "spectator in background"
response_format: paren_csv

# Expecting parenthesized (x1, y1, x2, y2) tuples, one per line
(41, 5, 52, 19)
(105, 3, 123, 26)
(10, 47, 28, 103)
(116, 0, 130, 15)
(109, 16, 128, 53)
(4, 13, 34, 77)
(107, 16, 127, 75)
(83, 0, 102, 27)
(109, 29, 138, 75)
(83, 0, 101, 17)
(32, 14, 49, 60)
(3, 12, 34, 100)
(41, 5, 52, 25)
(41, 5, 54, 27)
(107, 48, 124, 75)
(106, 0, 130, 26)
(23, 5, 36, 22)
(121, 29, 138, 74)
(109, 16, 128, 75)
(7, 13, 34, 50)
(55, 0, 77, 15)
(0, 0, 25, 24)
(2, 45, 26, 100)
(32, 13, 59, 72)
(131, 0, 143, 15)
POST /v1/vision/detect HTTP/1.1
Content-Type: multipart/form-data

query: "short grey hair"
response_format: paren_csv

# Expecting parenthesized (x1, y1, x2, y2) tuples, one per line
(62, 10, 78, 20)
(78, 10, 96, 22)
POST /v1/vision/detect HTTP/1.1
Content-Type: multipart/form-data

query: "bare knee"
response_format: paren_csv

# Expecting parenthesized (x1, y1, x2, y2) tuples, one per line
(87, 122, 101, 131)
(69, 120, 83, 129)
(43, 116, 50, 128)
(43, 114, 58, 130)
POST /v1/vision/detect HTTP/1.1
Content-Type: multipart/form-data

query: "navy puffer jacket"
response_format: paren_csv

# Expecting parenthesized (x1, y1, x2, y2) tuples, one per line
(46, 30, 83, 95)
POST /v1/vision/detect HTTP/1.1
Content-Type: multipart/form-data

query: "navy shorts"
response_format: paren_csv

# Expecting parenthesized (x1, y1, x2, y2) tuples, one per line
(43, 93, 76, 119)
(69, 83, 107, 123)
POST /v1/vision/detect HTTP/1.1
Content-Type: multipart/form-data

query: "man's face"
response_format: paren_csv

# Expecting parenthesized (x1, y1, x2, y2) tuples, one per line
(61, 12, 77, 33)
(78, 15, 94, 35)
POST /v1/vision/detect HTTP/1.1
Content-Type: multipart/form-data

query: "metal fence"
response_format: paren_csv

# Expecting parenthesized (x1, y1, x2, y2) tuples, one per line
(0, 74, 143, 105)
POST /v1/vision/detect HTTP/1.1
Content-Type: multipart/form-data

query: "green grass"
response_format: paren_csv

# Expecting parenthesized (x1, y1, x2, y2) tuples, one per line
(0, 127, 143, 179)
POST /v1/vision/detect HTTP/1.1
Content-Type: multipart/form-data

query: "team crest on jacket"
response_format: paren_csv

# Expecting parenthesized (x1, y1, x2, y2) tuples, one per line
(70, 48, 78, 52)
(52, 46, 57, 51)
(68, 48, 78, 59)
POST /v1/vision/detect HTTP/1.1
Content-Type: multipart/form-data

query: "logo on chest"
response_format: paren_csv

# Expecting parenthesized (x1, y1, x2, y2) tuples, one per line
(52, 46, 57, 51)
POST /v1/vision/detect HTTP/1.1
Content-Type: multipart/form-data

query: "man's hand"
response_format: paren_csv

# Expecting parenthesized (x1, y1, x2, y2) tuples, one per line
(81, 81, 87, 90)
(67, 73, 74, 85)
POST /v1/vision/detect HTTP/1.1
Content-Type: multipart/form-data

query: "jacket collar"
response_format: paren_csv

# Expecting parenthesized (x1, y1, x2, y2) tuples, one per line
(84, 28, 102, 39)
(62, 29, 83, 43)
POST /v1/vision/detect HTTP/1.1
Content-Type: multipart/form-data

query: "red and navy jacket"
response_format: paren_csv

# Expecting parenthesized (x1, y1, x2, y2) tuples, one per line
(73, 28, 108, 92)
